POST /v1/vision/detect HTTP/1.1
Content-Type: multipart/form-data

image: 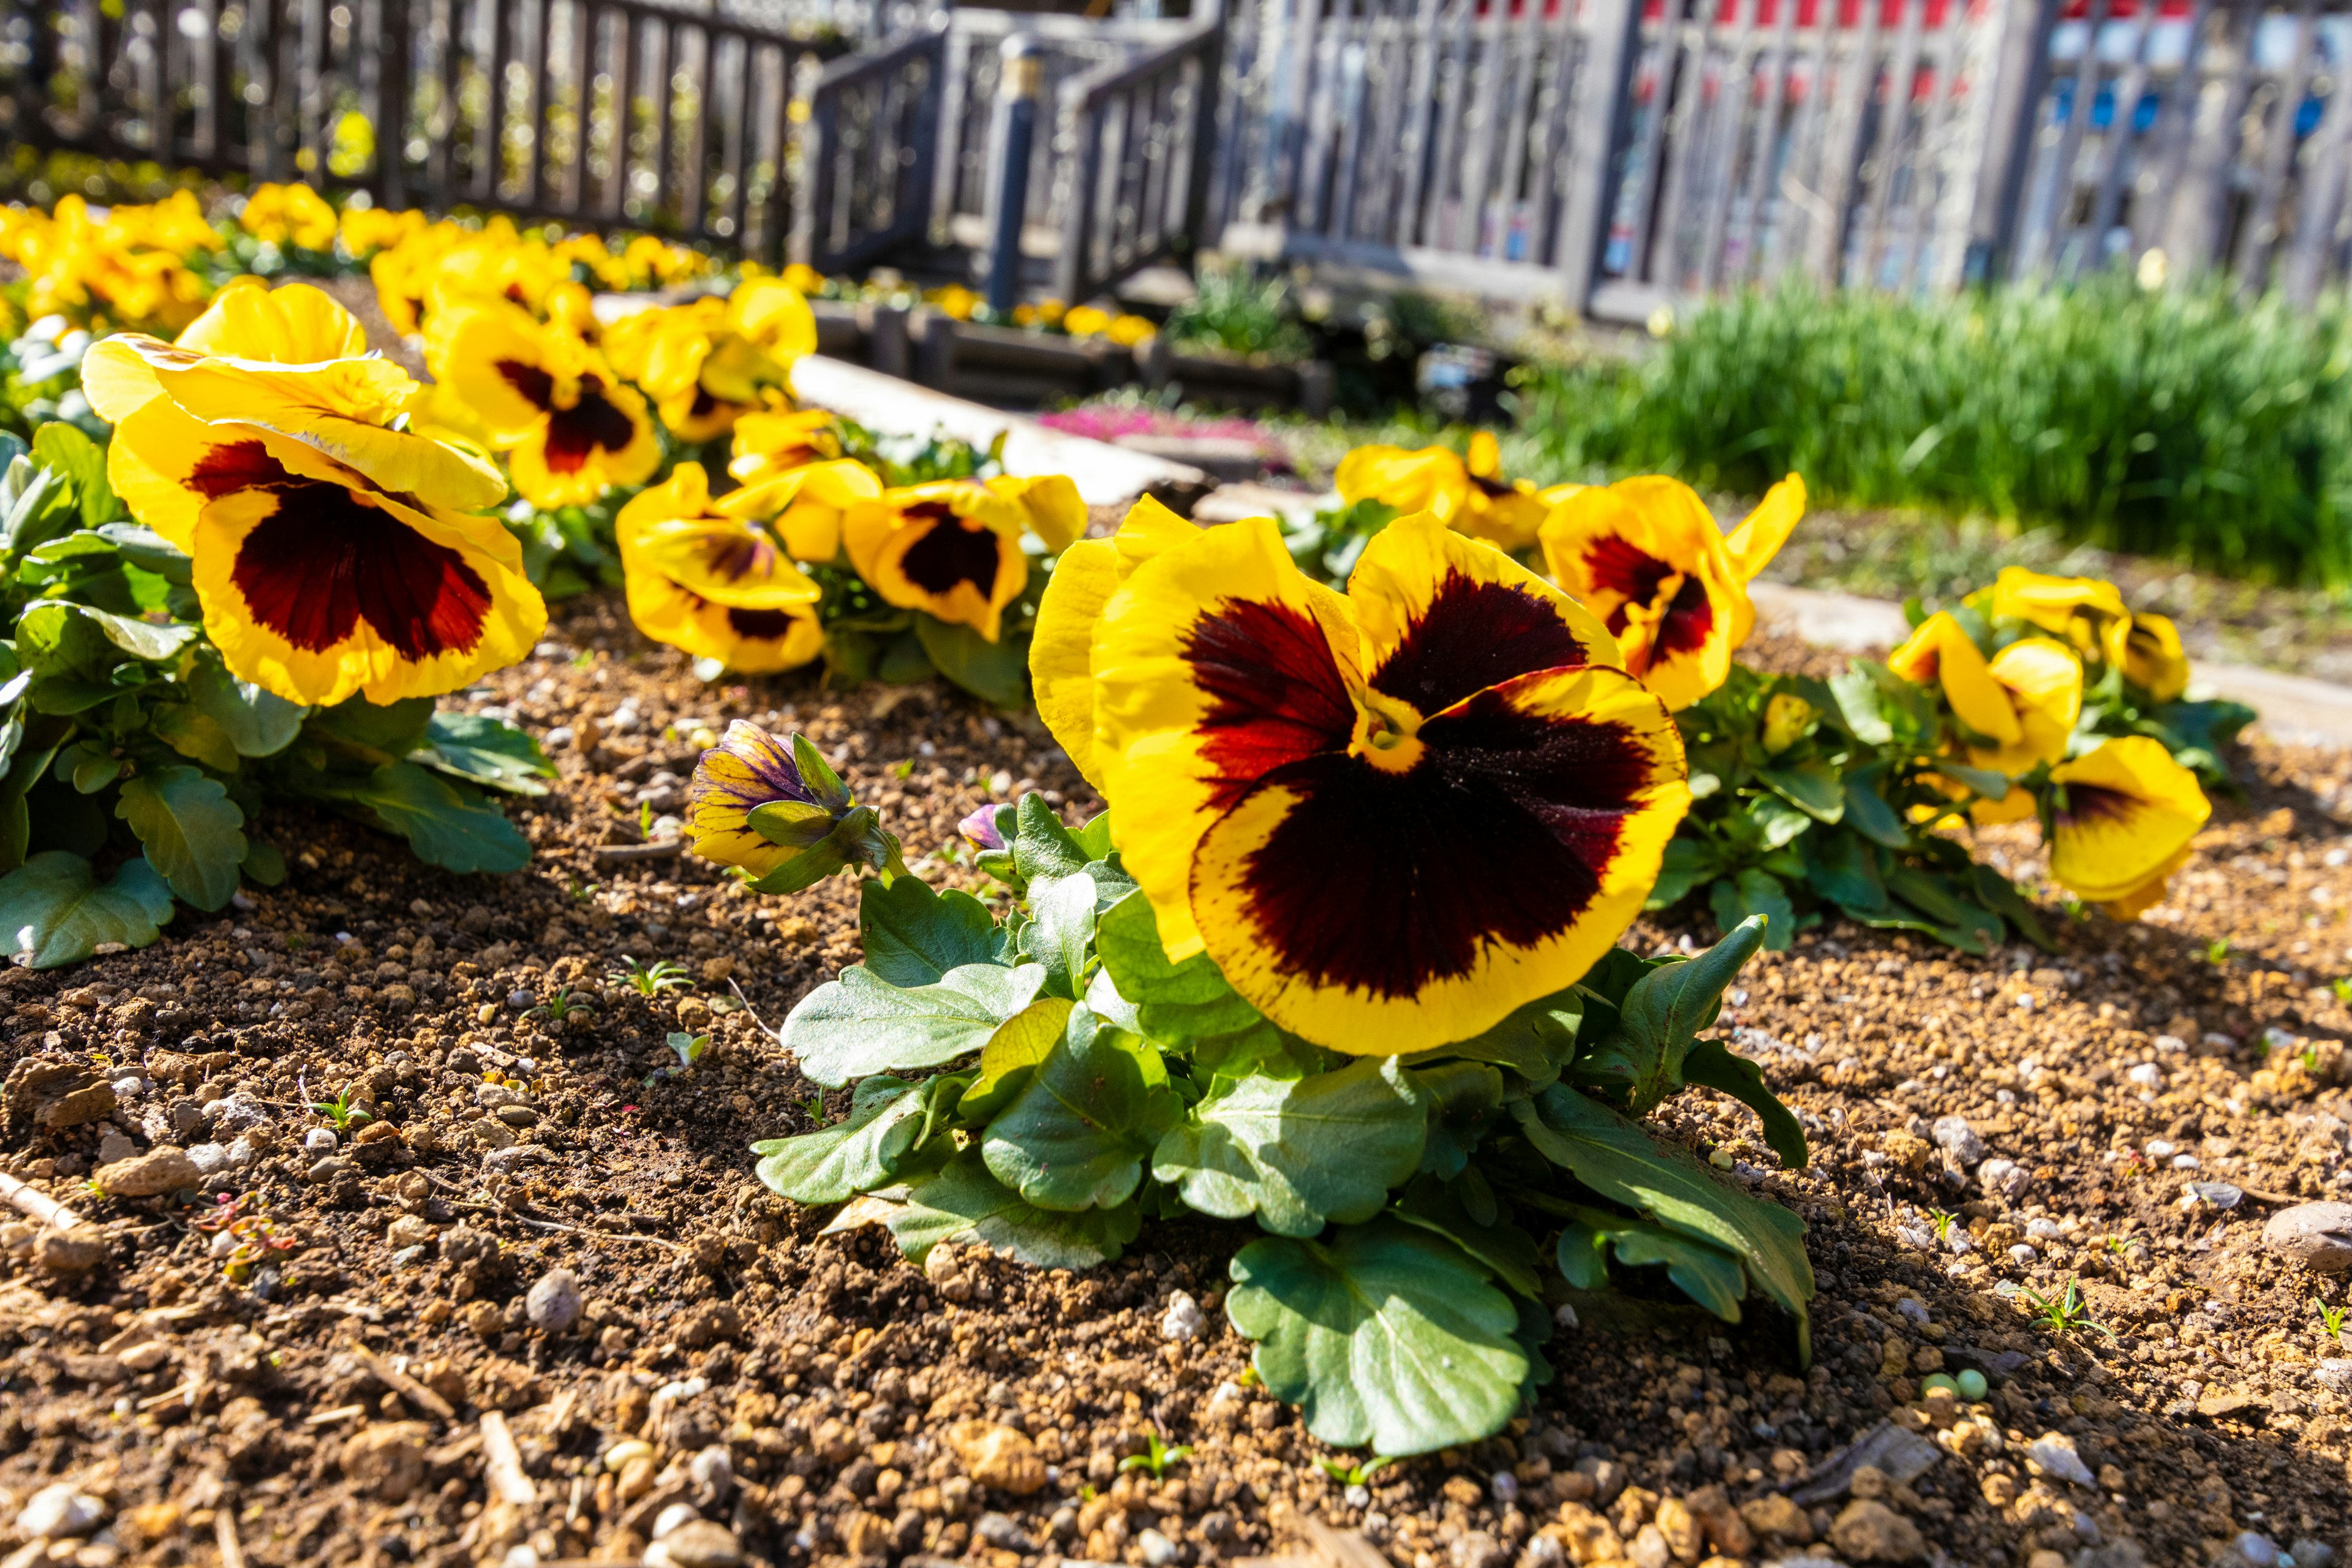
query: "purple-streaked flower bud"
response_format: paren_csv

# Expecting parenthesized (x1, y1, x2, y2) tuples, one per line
(958, 805, 1005, 852)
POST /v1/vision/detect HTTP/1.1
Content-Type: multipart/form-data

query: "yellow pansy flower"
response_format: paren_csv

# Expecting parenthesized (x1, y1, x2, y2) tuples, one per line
(616, 464, 825, 673)
(841, 475, 1084, 643)
(1337, 433, 1561, 552)
(426, 300, 660, 508)
(2047, 736, 2211, 919)
(1539, 474, 1804, 710)
(1080, 510, 1676, 1053)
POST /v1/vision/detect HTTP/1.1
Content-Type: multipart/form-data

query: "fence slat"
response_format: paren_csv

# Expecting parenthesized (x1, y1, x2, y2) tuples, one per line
(2231, 0, 2319, 290)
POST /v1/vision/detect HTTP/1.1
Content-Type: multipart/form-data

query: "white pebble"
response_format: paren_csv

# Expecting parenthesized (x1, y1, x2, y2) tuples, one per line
(2009, 1243, 2038, 1265)
(2146, 1139, 2178, 1158)
(304, 1127, 338, 1152)
(2029, 1431, 2095, 1486)
(2128, 1062, 2163, 1088)
(1139, 1527, 1180, 1567)
(650, 1502, 701, 1542)
(186, 1142, 229, 1175)
(17, 1484, 103, 1540)
(1159, 1290, 1205, 1341)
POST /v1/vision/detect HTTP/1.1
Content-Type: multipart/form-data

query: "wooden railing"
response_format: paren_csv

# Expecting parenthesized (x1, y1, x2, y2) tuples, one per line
(796, 22, 946, 273)
(1, 0, 850, 258)
(1052, 18, 1224, 303)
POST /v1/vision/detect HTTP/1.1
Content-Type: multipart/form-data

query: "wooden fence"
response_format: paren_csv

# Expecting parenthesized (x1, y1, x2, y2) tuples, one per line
(1210, 0, 2352, 314)
(0, 0, 852, 259)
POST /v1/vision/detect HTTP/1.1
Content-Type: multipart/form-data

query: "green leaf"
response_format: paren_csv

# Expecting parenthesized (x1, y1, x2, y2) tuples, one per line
(1749, 793, 1814, 850)
(958, 997, 1076, 1122)
(326, 763, 529, 873)
(1026, 873, 1098, 1000)
(753, 1076, 929, 1204)
(0, 851, 176, 967)
(982, 1025, 1179, 1210)
(1427, 987, 1584, 1090)
(309, 696, 435, 761)
(150, 704, 239, 773)
(1645, 836, 1720, 911)
(1608, 914, 1767, 1111)
(31, 423, 119, 529)
(95, 522, 191, 582)
(1709, 870, 1794, 951)
(1680, 1038, 1808, 1170)
(860, 874, 1006, 986)
(187, 665, 307, 756)
(1756, 761, 1844, 823)
(1394, 1177, 1542, 1298)
(1152, 1057, 1425, 1236)
(241, 838, 286, 887)
(1561, 1206, 1750, 1322)
(889, 1149, 1141, 1268)
(1514, 1086, 1813, 1357)
(1074, 812, 1115, 861)
(915, 615, 1030, 709)
(1933, 760, 2010, 801)
(416, 711, 556, 796)
(1011, 793, 1088, 885)
(1827, 667, 1893, 745)
(1095, 890, 1264, 1039)
(115, 765, 246, 911)
(1970, 862, 2051, 950)
(1411, 1061, 1504, 1180)
(1227, 1216, 1528, 1456)
(1840, 767, 1909, 849)
(1800, 827, 1885, 911)
(782, 962, 1047, 1086)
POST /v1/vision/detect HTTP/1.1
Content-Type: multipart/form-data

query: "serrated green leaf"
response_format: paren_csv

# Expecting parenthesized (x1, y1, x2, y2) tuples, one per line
(0, 851, 175, 967)
(416, 711, 556, 796)
(151, 703, 241, 772)
(1561, 1205, 1749, 1322)
(860, 873, 1006, 986)
(1514, 1086, 1812, 1357)
(115, 765, 245, 911)
(1095, 890, 1263, 1039)
(1011, 793, 1088, 884)
(1679, 1038, 1808, 1170)
(330, 763, 529, 873)
(1227, 1215, 1527, 1456)
(1027, 872, 1097, 1000)
(1616, 914, 1765, 1088)
(187, 665, 307, 756)
(1152, 1057, 1425, 1236)
(982, 1024, 1178, 1210)
(1827, 667, 1893, 745)
(753, 1076, 928, 1204)
(959, 997, 1077, 1123)
(889, 1149, 1140, 1268)
(94, 522, 190, 582)
(783, 962, 1047, 1086)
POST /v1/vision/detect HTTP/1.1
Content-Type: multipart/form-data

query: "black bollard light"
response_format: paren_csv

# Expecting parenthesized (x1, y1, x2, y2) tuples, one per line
(982, 34, 1043, 321)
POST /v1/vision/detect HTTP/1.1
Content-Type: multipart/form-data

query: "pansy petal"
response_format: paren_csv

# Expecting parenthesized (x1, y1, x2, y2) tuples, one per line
(1030, 494, 1199, 790)
(1722, 473, 1806, 582)
(1095, 516, 1360, 962)
(1336, 445, 1466, 521)
(1888, 612, 2021, 745)
(843, 488, 1031, 642)
(2048, 736, 2210, 903)
(192, 484, 543, 707)
(1349, 511, 1621, 721)
(175, 279, 369, 363)
(1189, 663, 1687, 1053)
(1989, 567, 2127, 633)
(687, 720, 821, 873)
(625, 570, 824, 674)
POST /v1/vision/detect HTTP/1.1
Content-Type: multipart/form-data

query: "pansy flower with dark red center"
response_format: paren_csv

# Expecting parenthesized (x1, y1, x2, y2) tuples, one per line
(615, 463, 833, 674)
(728, 408, 845, 489)
(1539, 474, 1804, 711)
(426, 299, 660, 508)
(842, 475, 1086, 643)
(1069, 510, 1687, 1054)
(2045, 737, 2209, 919)
(1335, 432, 1564, 551)
(80, 281, 543, 706)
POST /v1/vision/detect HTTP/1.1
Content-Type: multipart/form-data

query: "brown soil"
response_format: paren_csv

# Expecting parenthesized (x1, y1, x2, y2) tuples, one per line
(0, 617, 2347, 1568)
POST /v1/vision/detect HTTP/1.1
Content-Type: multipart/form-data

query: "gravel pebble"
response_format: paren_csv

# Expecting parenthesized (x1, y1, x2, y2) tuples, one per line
(2262, 1202, 2352, 1271)
(17, 1483, 102, 1540)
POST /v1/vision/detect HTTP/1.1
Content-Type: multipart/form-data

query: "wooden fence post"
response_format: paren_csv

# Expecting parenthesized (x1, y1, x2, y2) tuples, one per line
(379, 0, 410, 208)
(1558, 0, 1642, 315)
(1961, 0, 2060, 284)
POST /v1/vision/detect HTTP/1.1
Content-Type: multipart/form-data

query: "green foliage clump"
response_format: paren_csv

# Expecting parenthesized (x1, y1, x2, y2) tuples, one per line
(741, 783, 1816, 1458)
(0, 426, 548, 967)
(1522, 278, 2352, 586)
